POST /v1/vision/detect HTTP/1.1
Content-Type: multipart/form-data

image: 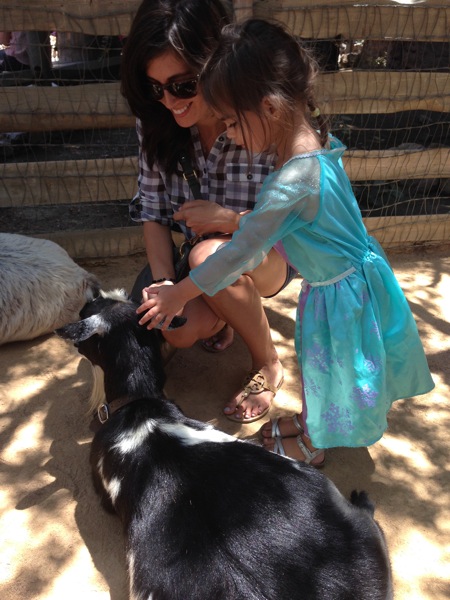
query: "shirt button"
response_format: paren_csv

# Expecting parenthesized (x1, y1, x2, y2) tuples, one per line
(247, 174, 253, 180)
(219, 136, 224, 142)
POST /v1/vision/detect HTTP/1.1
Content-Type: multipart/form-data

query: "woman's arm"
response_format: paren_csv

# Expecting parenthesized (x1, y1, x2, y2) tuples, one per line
(143, 221, 176, 281)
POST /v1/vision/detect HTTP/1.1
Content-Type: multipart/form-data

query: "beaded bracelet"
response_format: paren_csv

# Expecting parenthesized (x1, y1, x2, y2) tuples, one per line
(153, 277, 176, 283)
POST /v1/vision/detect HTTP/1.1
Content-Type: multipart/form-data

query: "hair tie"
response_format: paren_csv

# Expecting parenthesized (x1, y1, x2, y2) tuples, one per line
(311, 107, 321, 118)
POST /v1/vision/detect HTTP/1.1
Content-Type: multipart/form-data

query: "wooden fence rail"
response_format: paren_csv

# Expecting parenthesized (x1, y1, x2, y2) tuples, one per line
(1, 0, 449, 256)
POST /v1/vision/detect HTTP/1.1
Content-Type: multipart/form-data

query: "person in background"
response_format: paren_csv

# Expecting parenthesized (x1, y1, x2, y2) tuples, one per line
(136, 18, 434, 466)
(120, 0, 296, 423)
(0, 31, 30, 72)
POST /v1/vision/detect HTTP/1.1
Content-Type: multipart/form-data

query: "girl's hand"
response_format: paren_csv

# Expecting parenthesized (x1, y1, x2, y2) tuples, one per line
(137, 282, 185, 331)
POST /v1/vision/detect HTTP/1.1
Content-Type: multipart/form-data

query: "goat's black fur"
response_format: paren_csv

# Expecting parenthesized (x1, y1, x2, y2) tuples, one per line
(57, 290, 393, 600)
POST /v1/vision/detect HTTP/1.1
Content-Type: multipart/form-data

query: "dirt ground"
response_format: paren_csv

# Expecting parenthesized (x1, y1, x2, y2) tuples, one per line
(1, 245, 449, 600)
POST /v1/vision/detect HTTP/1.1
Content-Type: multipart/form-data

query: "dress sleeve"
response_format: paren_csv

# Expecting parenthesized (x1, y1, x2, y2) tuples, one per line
(190, 156, 321, 296)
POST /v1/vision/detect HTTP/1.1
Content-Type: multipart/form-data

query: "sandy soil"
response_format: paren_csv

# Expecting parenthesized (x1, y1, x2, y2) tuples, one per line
(1, 246, 449, 600)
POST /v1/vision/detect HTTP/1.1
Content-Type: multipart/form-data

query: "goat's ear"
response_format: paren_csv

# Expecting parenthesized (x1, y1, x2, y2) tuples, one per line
(56, 314, 110, 342)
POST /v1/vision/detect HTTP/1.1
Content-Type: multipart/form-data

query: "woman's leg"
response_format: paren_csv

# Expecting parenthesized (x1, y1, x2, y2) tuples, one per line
(201, 323, 234, 352)
(188, 239, 287, 420)
(162, 294, 226, 348)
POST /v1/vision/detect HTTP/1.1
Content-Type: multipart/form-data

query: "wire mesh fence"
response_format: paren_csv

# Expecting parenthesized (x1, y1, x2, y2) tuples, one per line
(0, 0, 449, 257)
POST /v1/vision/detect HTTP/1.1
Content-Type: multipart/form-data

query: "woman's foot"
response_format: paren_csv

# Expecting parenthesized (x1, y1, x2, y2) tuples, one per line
(201, 324, 234, 353)
(264, 434, 325, 468)
(260, 413, 304, 445)
(224, 361, 284, 422)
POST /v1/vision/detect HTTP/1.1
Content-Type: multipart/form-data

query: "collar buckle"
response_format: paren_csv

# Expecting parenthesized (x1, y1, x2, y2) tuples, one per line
(97, 403, 110, 424)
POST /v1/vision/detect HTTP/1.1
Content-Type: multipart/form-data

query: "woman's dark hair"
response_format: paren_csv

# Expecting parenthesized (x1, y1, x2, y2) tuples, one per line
(121, 0, 232, 174)
(201, 19, 329, 149)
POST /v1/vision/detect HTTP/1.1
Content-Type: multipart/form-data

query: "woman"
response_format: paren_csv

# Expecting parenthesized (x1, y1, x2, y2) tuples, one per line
(121, 0, 295, 422)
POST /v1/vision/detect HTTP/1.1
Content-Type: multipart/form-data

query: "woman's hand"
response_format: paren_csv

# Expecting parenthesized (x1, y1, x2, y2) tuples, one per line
(137, 281, 185, 331)
(174, 200, 240, 235)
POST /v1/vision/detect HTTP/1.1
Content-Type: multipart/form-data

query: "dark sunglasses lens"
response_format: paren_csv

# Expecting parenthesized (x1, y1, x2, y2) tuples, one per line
(149, 83, 164, 101)
(171, 79, 198, 99)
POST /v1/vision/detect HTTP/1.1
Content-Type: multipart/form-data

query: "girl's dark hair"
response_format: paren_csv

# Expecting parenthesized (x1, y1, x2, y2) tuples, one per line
(201, 19, 329, 148)
(121, 0, 232, 174)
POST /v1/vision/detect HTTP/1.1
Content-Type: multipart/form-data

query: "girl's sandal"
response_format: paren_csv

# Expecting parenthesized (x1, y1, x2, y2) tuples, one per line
(226, 370, 284, 423)
(259, 413, 304, 441)
(271, 435, 326, 468)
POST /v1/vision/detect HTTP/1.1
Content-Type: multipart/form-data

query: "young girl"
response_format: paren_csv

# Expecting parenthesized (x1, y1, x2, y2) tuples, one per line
(137, 19, 434, 466)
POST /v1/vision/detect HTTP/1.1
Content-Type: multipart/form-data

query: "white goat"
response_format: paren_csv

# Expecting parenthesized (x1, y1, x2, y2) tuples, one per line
(0, 233, 99, 345)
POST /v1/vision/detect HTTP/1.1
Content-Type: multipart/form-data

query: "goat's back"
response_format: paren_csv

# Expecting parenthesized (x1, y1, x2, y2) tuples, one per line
(93, 403, 393, 600)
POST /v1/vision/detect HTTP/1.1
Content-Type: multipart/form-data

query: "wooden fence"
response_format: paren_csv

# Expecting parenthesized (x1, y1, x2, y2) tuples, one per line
(0, 0, 449, 258)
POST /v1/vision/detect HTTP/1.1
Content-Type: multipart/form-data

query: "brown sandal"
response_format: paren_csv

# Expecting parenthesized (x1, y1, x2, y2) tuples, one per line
(226, 370, 284, 423)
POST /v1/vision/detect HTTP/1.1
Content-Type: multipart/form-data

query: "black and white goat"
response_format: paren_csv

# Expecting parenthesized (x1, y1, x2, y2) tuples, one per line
(57, 289, 393, 600)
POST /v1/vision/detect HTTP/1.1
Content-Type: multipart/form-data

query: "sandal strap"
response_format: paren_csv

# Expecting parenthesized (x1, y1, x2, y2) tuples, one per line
(271, 418, 282, 439)
(270, 414, 303, 439)
(241, 370, 278, 399)
(270, 435, 324, 467)
(272, 437, 286, 457)
(292, 414, 304, 434)
(295, 435, 324, 465)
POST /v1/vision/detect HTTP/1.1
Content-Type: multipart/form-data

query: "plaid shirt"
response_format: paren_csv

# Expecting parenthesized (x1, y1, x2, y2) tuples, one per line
(129, 121, 276, 240)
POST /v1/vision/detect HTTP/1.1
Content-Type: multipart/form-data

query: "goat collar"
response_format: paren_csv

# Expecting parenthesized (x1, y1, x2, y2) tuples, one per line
(90, 396, 139, 432)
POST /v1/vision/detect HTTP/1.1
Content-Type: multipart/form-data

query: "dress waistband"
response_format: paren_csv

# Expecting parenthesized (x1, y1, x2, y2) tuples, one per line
(302, 266, 356, 290)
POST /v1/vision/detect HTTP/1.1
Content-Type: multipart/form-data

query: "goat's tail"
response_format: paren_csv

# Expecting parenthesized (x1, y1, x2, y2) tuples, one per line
(350, 490, 375, 517)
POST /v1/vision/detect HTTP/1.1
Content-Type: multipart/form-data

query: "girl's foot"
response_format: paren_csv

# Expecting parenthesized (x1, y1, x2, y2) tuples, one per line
(259, 413, 304, 445)
(201, 324, 234, 353)
(265, 434, 325, 468)
(224, 361, 284, 423)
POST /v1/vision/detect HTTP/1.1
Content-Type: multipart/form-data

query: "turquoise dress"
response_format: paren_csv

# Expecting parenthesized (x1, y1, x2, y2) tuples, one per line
(190, 137, 434, 449)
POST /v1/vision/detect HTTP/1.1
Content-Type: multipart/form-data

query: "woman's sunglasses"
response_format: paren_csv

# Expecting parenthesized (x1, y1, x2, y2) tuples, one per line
(147, 75, 199, 101)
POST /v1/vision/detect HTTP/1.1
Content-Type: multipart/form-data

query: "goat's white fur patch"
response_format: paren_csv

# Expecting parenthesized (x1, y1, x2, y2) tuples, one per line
(129, 552, 156, 600)
(97, 453, 122, 505)
(106, 476, 122, 504)
(113, 420, 157, 454)
(111, 419, 236, 457)
(100, 288, 130, 303)
(159, 422, 236, 446)
(87, 313, 111, 337)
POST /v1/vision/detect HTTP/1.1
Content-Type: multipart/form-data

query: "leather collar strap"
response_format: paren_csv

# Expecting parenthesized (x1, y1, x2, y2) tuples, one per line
(91, 396, 139, 432)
